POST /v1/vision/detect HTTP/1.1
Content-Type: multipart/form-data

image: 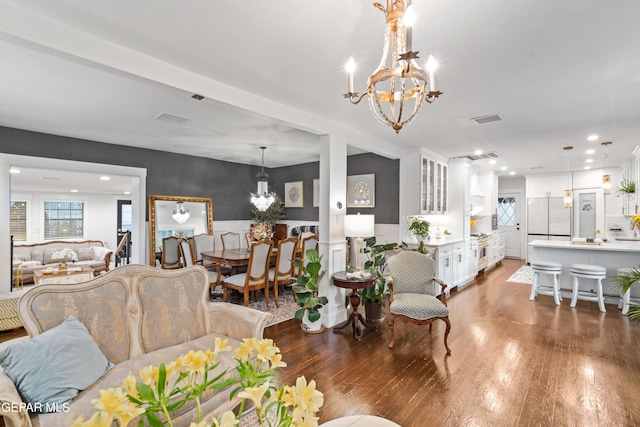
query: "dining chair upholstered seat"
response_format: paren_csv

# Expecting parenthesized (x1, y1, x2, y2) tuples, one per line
(221, 232, 241, 250)
(179, 239, 222, 299)
(222, 240, 273, 308)
(161, 236, 181, 269)
(268, 237, 298, 307)
(192, 233, 217, 268)
(386, 251, 451, 353)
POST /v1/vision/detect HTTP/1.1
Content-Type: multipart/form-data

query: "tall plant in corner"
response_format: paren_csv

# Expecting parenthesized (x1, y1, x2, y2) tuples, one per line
(252, 196, 285, 228)
(360, 237, 398, 305)
(292, 249, 328, 324)
(616, 267, 640, 321)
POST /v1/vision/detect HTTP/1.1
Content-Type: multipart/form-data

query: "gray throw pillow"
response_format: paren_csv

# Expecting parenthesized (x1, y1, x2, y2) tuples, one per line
(0, 316, 113, 412)
(77, 247, 95, 261)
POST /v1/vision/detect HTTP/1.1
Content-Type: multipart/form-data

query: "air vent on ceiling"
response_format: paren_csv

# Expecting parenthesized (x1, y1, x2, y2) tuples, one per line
(530, 166, 544, 170)
(453, 151, 501, 161)
(40, 176, 60, 181)
(152, 113, 191, 126)
(471, 114, 504, 125)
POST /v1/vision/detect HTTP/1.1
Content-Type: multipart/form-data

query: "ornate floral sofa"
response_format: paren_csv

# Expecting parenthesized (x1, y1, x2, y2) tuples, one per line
(12, 240, 113, 284)
(0, 264, 271, 427)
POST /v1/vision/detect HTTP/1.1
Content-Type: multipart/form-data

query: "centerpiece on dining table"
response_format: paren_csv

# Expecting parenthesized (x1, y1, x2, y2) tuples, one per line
(249, 222, 274, 242)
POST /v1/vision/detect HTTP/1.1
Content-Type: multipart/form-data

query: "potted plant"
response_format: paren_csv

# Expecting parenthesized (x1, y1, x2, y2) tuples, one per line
(359, 237, 398, 323)
(616, 267, 640, 321)
(251, 196, 285, 228)
(409, 216, 430, 240)
(617, 178, 637, 215)
(292, 249, 328, 332)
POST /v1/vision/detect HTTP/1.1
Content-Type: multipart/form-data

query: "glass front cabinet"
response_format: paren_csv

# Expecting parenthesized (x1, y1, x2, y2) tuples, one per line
(421, 155, 448, 215)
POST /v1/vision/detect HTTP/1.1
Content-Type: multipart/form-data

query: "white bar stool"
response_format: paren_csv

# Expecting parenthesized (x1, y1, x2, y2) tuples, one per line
(616, 267, 635, 315)
(529, 261, 563, 305)
(569, 264, 606, 312)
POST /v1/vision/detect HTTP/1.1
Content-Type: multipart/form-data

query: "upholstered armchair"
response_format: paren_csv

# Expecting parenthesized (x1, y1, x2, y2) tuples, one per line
(386, 251, 451, 354)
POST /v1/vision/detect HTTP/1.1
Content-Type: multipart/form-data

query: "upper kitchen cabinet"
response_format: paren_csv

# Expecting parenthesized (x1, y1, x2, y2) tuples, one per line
(400, 148, 448, 216)
(526, 174, 572, 198)
(478, 171, 498, 215)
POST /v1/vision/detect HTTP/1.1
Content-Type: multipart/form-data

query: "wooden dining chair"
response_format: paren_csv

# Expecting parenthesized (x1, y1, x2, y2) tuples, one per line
(179, 239, 222, 299)
(161, 236, 181, 269)
(268, 237, 298, 307)
(222, 240, 273, 308)
(294, 234, 319, 276)
(221, 232, 241, 250)
(192, 233, 217, 268)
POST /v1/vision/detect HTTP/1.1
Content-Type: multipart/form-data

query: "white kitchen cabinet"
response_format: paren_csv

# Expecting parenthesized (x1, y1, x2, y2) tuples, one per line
(421, 154, 448, 215)
(526, 174, 572, 198)
(437, 244, 453, 295)
(465, 238, 478, 282)
(487, 231, 505, 269)
(452, 242, 465, 289)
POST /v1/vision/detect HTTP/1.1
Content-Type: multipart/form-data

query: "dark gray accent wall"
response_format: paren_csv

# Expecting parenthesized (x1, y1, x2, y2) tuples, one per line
(0, 126, 400, 224)
(347, 153, 399, 224)
(0, 126, 259, 221)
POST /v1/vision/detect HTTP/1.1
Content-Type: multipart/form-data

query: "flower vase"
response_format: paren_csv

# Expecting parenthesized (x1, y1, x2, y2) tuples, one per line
(58, 262, 67, 271)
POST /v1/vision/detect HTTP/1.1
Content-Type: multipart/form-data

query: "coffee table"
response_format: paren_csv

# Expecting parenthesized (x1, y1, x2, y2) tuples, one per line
(33, 265, 94, 285)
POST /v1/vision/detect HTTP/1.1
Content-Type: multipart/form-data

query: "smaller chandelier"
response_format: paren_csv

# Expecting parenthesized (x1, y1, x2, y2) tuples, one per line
(250, 146, 277, 211)
(601, 141, 613, 195)
(343, 0, 442, 134)
(563, 146, 573, 208)
(172, 202, 190, 224)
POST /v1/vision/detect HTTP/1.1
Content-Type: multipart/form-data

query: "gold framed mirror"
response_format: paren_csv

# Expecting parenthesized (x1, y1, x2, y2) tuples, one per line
(148, 195, 213, 266)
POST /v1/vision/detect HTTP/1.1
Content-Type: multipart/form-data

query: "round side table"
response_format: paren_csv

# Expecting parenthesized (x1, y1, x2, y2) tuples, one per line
(320, 415, 401, 426)
(332, 271, 378, 340)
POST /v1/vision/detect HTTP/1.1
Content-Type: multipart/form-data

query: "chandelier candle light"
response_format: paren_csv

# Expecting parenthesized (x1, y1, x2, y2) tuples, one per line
(344, 0, 442, 133)
(250, 146, 277, 211)
(602, 141, 612, 195)
(563, 146, 573, 208)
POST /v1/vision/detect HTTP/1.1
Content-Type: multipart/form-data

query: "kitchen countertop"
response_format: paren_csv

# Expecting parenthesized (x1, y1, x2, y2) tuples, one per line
(528, 239, 640, 252)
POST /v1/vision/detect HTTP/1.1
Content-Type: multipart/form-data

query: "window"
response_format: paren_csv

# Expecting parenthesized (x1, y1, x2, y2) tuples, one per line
(497, 197, 516, 226)
(10, 201, 27, 241)
(44, 201, 84, 239)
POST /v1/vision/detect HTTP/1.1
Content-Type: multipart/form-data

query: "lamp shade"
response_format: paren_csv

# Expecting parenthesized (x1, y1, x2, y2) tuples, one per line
(344, 214, 375, 237)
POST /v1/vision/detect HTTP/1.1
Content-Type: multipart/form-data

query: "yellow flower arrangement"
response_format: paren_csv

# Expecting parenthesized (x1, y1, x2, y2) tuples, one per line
(632, 216, 640, 230)
(73, 337, 323, 427)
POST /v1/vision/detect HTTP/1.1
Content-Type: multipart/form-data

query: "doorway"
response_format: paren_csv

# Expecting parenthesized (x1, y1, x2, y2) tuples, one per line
(498, 192, 522, 258)
(116, 200, 132, 266)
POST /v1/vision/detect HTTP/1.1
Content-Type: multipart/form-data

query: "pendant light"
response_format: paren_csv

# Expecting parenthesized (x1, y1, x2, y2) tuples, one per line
(563, 146, 573, 208)
(601, 141, 612, 195)
(250, 146, 277, 211)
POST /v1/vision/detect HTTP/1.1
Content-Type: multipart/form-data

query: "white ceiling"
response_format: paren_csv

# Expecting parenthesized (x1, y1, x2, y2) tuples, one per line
(1, 0, 640, 178)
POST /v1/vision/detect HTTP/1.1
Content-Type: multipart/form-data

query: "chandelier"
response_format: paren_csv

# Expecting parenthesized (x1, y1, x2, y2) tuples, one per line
(563, 146, 573, 208)
(250, 146, 276, 211)
(172, 202, 190, 224)
(343, 0, 442, 134)
(602, 141, 612, 195)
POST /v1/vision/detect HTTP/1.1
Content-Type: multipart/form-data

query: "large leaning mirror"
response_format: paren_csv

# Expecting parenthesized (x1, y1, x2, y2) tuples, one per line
(148, 195, 213, 265)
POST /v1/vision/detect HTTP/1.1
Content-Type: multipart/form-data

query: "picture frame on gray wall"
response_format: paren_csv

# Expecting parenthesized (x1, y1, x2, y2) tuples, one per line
(347, 174, 375, 208)
(284, 181, 304, 208)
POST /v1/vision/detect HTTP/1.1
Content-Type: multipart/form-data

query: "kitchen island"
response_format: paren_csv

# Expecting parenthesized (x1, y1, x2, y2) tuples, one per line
(529, 239, 640, 305)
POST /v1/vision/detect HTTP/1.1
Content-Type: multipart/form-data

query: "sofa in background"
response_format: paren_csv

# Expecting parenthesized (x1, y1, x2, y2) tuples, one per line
(0, 264, 271, 427)
(12, 240, 113, 284)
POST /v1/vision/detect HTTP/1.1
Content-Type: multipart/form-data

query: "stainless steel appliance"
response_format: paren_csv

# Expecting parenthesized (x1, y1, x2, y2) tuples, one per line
(527, 197, 571, 261)
(491, 214, 498, 230)
(476, 234, 489, 271)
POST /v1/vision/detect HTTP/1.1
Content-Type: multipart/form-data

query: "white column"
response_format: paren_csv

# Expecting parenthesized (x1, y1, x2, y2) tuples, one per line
(318, 134, 348, 327)
(0, 155, 12, 293)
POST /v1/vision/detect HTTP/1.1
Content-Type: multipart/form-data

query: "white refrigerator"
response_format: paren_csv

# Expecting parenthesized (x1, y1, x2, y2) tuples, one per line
(527, 197, 571, 262)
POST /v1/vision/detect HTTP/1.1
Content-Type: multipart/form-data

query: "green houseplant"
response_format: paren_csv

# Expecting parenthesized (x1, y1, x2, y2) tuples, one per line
(616, 267, 640, 321)
(359, 237, 398, 322)
(252, 196, 285, 228)
(616, 178, 636, 196)
(292, 249, 328, 331)
(409, 217, 430, 240)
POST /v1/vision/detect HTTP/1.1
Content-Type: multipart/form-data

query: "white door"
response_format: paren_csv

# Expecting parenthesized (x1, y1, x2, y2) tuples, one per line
(498, 192, 522, 258)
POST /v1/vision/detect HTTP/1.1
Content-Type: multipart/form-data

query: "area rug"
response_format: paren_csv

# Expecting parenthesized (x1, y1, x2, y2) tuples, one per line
(507, 266, 533, 284)
(211, 289, 298, 326)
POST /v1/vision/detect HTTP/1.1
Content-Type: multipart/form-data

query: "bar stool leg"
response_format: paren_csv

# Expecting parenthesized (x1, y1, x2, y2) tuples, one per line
(596, 277, 606, 313)
(622, 288, 630, 315)
(570, 275, 579, 308)
(552, 273, 561, 305)
(529, 271, 539, 301)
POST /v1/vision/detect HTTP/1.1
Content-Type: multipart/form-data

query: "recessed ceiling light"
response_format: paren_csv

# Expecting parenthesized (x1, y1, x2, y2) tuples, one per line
(586, 149, 595, 154)
(474, 150, 483, 155)
(100, 176, 111, 181)
(70, 189, 78, 193)
(9, 168, 20, 174)
(584, 166, 591, 170)
(587, 135, 599, 141)
(124, 191, 131, 195)
(500, 166, 508, 171)
(509, 171, 516, 175)
(585, 159, 594, 163)
(489, 160, 496, 165)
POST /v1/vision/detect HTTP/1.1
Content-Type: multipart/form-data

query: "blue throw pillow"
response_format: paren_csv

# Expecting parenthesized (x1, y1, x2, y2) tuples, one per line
(0, 316, 113, 412)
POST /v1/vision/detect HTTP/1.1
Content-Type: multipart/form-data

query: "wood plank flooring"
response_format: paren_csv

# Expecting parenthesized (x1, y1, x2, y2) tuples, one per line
(266, 259, 640, 426)
(2, 259, 639, 426)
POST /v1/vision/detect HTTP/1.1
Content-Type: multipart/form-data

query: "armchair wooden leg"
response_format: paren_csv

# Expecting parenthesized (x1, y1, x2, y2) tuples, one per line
(223, 286, 228, 302)
(388, 313, 396, 348)
(244, 291, 250, 307)
(443, 317, 451, 355)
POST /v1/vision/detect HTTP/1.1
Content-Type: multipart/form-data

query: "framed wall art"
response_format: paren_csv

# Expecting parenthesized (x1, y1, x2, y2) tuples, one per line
(347, 174, 375, 208)
(313, 178, 320, 207)
(284, 181, 304, 208)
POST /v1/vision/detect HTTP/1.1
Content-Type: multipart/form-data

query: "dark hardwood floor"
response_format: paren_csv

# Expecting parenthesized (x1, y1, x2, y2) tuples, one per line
(2, 259, 639, 426)
(266, 259, 640, 426)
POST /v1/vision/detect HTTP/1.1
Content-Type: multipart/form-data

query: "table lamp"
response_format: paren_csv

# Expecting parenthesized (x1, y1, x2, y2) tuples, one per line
(344, 213, 375, 272)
